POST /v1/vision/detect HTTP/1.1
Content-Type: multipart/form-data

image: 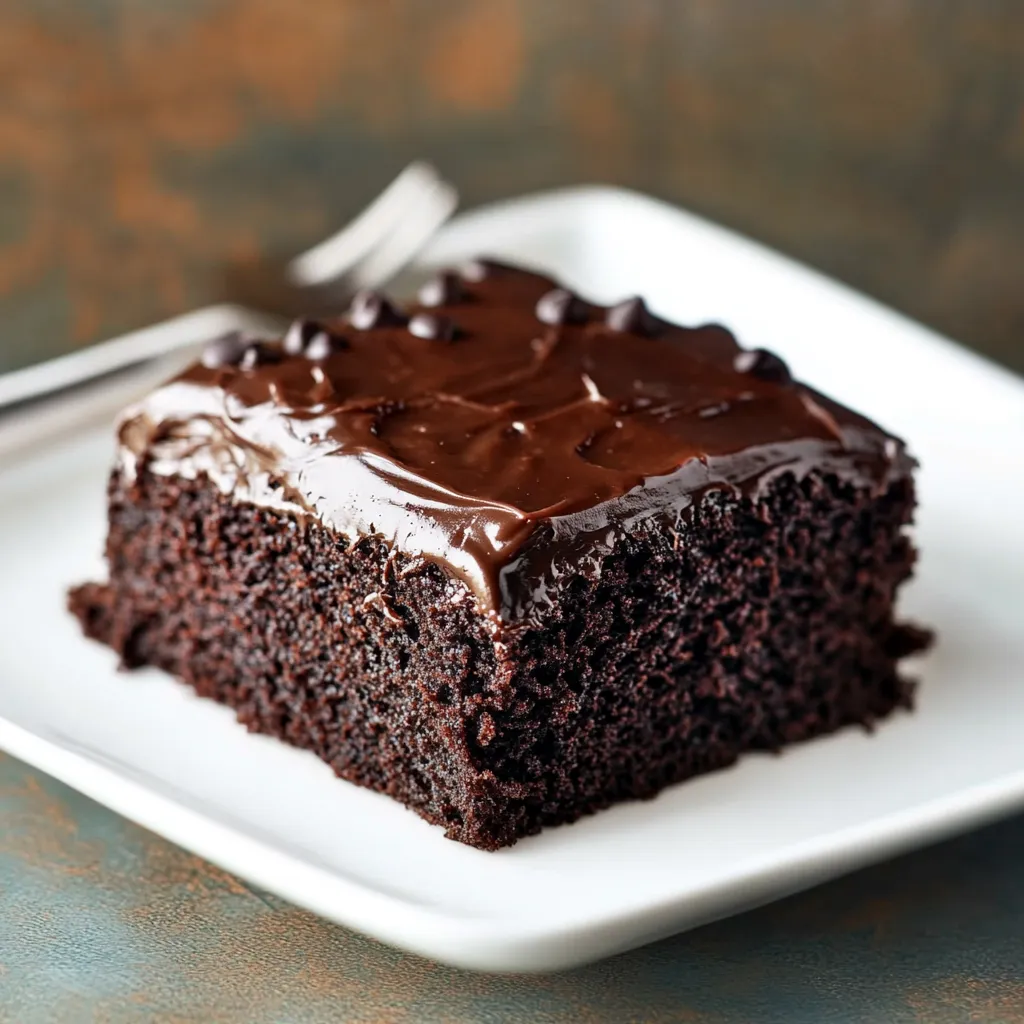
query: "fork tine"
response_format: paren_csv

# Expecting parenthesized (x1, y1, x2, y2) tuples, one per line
(288, 162, 452, 288)
(346, 178, 459, 292)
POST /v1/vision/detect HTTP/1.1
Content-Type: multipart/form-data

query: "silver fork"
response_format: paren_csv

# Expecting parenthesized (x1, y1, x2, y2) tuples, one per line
(0, 162, 458, 417)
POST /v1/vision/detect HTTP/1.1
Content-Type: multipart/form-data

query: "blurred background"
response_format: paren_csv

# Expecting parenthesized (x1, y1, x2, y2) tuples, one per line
(1, 0, 1022, 375)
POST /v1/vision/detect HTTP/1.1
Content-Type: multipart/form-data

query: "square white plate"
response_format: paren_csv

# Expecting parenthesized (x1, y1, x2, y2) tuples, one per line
(1, 187, 1022, 972)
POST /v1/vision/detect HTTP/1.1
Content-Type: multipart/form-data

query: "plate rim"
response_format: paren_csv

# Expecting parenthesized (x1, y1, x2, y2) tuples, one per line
(4, 702, 1024, 972)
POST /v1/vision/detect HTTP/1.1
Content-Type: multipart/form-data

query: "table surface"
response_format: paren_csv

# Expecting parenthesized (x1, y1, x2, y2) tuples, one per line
(2, 751, 1024, 1023)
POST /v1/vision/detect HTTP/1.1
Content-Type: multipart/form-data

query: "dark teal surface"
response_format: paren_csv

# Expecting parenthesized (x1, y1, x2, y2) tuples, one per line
(2, 752, 1023, 1022)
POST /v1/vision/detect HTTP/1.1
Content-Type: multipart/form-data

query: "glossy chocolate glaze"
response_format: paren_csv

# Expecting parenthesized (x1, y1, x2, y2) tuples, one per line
(117, 261, 912, 628)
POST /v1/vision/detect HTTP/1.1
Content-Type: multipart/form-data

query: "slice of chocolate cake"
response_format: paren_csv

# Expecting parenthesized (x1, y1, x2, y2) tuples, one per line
(69, 259, 929, 850)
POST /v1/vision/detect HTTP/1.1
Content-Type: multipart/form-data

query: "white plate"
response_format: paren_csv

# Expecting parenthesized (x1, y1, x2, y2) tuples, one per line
(1, 187, 1022, 972)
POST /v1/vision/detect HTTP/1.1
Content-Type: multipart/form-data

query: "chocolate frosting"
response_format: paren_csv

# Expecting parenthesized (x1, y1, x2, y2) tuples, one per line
(117, 261, 912, 629)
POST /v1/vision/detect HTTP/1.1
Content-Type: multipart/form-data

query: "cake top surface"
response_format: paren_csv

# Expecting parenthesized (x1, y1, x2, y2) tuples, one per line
(119, 259, 910, 624)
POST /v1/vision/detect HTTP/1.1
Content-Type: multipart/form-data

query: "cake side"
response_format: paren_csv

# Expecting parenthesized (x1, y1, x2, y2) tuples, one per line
(71, 468, 512, 847)
(461, 471, 927, 845)
(70, 462, 927, 850)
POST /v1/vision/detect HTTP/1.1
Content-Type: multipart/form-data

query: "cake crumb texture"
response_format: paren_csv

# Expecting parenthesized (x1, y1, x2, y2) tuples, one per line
(70, 466, 926, 850)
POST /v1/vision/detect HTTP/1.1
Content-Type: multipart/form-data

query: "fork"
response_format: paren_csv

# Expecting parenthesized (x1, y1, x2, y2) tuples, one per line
(0, 161, 458, 416)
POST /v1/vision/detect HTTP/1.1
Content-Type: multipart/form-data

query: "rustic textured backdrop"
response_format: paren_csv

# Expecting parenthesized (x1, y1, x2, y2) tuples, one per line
(0, 0, 1022, 375)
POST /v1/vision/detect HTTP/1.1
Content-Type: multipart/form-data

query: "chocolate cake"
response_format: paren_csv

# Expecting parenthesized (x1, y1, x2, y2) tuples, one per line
(69, 259, 929, 850)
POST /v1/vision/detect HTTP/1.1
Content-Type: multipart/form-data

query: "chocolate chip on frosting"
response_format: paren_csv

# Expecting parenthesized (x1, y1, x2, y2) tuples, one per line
(535, 288, 589, 326)
(304, 330, 350, 361)
(459, 258, 516, 283)
(348, 290, 407, 330)
(283, 319, 323, 356)
(605, 296, 662, 336)
(408, 313, 459, 342)
(733, 348, 792, 384)
(418, 272, 465, 307)
(238, 341, 282, 371)
(283, 318, 349, 359)
(200, 330, 251, 369)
